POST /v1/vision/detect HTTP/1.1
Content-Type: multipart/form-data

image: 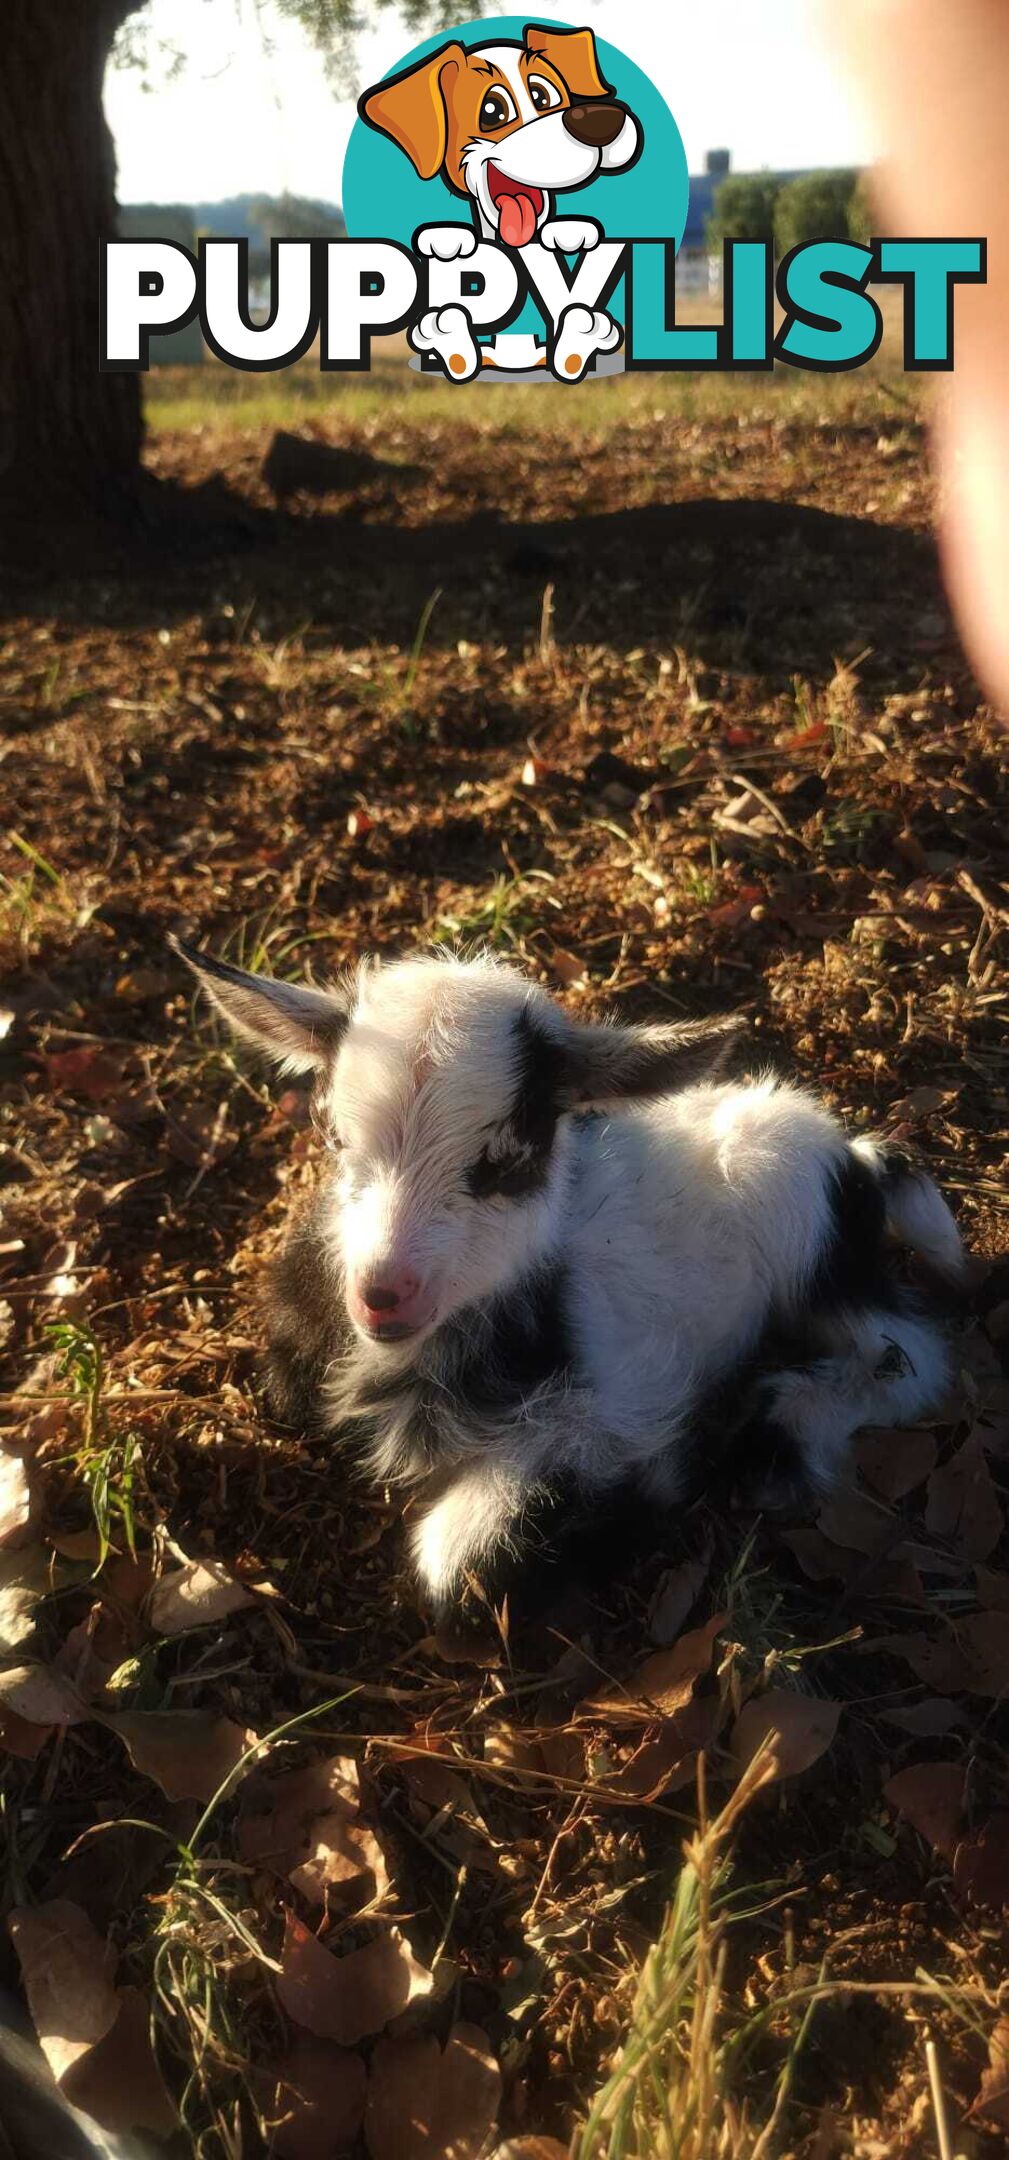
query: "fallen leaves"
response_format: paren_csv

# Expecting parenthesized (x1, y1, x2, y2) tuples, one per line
(267, 2036, 368, 2158)
(63, 1985, 177, 2138)
(0, 1446, 32, 1546)
(647, 1550, 711, 1646)
(107, 1708, 257, 1803)
(883, 1761, 965, 1856)
(856, 1427, 937, 1502)
(43, 1045, 132, 1102)
(589, 1611, 726, 1723)
(8, 1899, 119, 2081)
(148, 1555, 257, 1635)
(888, 1611, 1009, 1697)
(0, 1542, 50, 1654)
(925, 1434, 1003, 1561)
(277, 1914, 434, 2047)
(364, 2024, 501, 2160)
(0, 1659, 87, 1726)
(953, 1814, 1009, 1911)
(240, 1753, 389, 1906)
(973, 2016, 1009, 2130)
(882, 1697, 963, 1738)
(732, 1689, 841, 1781)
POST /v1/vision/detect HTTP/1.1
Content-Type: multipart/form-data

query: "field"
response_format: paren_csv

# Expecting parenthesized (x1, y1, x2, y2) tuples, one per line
(1, 341, 1008, 2158)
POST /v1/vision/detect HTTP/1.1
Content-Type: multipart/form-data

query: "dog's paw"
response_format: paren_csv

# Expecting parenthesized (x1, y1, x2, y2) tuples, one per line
(539, 217, 603, 254)
(409, 305, 480, 381)
(552, 303, 622, 381)
(415, 224, 478, 261)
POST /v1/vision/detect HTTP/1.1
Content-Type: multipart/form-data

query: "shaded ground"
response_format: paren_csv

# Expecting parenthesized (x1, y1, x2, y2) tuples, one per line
(0, 355, 1007, 2157)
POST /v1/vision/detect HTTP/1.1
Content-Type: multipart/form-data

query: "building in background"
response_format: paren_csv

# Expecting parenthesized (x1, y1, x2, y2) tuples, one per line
(675, 150, 814, 295)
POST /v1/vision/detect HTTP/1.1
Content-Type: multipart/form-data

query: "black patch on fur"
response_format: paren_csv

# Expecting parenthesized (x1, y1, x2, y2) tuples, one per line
(465, 1005, 566, 1201)
(452, 1264, 572, 1415)
(808, 1147, 895, 1311)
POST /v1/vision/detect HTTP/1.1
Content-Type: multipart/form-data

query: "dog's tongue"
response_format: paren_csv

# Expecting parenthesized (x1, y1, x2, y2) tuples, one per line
(499, 189, 537, 249)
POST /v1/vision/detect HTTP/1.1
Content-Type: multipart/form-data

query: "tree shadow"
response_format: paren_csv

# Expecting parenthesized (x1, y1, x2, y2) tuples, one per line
(1, 479, 956, 698)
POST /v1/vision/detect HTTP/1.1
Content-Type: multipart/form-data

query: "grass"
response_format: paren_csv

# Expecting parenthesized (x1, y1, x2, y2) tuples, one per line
(47, 1318, 141, 1566)
(0, 829, 89, 968)
(579, 1744, 997, 2160)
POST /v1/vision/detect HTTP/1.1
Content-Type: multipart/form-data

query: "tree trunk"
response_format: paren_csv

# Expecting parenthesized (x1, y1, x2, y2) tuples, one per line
(0, 1, 143, 523)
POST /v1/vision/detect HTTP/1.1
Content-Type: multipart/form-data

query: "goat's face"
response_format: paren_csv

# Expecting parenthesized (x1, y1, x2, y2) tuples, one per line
(172, 942, 747, 1348)
(322, 959, 571, 1343)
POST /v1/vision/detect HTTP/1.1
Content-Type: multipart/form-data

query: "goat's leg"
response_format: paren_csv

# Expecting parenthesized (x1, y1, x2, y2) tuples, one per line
(739, 1303, 950, 1504)
(411, 1459, 538, 1611)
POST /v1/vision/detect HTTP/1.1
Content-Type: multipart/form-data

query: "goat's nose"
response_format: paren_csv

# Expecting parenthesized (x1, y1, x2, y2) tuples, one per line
(360, 1279, 402, 1313)
(562, 100, 627, 149)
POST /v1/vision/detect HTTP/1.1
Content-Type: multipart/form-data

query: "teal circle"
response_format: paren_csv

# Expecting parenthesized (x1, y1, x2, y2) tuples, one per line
(343, 14, 688, 341)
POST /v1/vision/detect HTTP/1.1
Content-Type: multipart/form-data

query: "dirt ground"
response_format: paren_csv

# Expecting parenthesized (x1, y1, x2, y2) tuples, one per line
(0, 350, 1008, 2158)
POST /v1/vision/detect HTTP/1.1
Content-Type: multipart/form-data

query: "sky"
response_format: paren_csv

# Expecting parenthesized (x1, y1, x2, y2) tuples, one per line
(105, 0, 879, 206)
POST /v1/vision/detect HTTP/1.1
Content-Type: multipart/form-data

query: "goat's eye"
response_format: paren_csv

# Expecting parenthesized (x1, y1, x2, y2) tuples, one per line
(464, 1145, 548, 1201)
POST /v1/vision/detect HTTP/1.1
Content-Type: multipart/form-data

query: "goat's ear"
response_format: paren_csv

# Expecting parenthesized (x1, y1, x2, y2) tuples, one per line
(559, 1013, 747, 1108)
(170, 937, 348, 1073)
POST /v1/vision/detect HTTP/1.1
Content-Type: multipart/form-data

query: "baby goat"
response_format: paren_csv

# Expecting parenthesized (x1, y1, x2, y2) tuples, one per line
(174, 943, 965, 1606)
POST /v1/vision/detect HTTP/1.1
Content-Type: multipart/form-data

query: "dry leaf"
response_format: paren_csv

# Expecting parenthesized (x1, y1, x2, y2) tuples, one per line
(8, 1900, 118, 2082)
(43, 1047, 130, 1101)
(593, 1697, 723, 1803)
(550, 949, 588, 991)
(959, 1610, 1009, 1696)
(365, 2023, 501, 2160)
(890, 1084, 957, 1119)
(782, 1529, 851, 1583)
(265, 2036, 367, 2159)
(648, 1551, 711, 1646)
(881, 1630, 970, 1693)
(973, 2016, 1009, 2129)
(856, 1427, 937, 1502)
(0, 1544, 51, 1655)
(0, 1449, 32, 1547)
(925, 1435, 1004, 1561)
(483, 1726, 545, 1781)
(954, 1814, 1009, 1910)
(107, 1708, 257, 1802)
(883, 1761, 965, 1856)
(240, 1754, 389, 1907)
(50, 1526, 103, 1562)
(975, 1566, 1009, 1612)
(816, 1487, 891, 1555)
(277, 1914, 434, 2046)
(0, 1661, 87, 1726)
(590, 1611, 726, 1724)
(0, 1707, 54, 1759)
(732, 1689, 840, 1781)
(63, 1986, 177, 2138)
(882, 1698, 963, 1738)
(148, 1557, 257, 1635)
(100, 1550, 157, 1623)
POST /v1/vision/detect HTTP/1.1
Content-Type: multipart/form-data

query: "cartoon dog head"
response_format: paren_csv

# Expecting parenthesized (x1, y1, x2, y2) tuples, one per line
(360, 22, 641, 248)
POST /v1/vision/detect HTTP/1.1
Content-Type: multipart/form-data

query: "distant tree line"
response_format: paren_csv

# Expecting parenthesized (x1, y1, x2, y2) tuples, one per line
(706, 169, 873, 255)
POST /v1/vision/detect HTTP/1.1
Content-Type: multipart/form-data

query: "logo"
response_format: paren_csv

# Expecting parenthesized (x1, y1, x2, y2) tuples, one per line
(346, 16, 675, 383)
(100, 15, 986, 380)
